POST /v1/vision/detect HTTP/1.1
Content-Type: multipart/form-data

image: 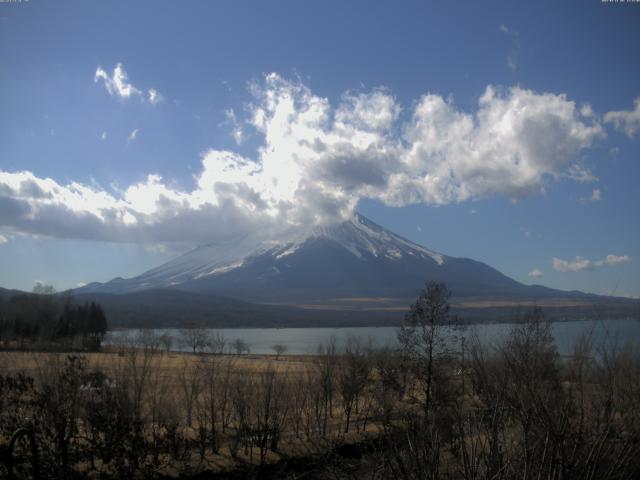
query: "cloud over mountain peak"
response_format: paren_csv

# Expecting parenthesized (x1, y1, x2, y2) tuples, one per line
(0, 73, 607, 247)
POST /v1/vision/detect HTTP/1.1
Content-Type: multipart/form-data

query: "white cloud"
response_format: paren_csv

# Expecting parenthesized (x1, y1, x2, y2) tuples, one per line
(0, 74, 609, 247)
(127, 128, 139, 142)
(603, 254, 632, 266)
(580, 104, 594, 118)
(580, 188, 602, 204)
(552, 254, 632, 272)
(224, 109, 245, 145)
(552, 256, 594, 272)
(528, 268, 543, 279)
(335, 89, 401, 131)
(94, 63, 163, 105)
(0, 168, 274, 245)
(565, 163, 598, 183)
(101, 131, 107, 141)
(148, 88, 164, 105)
(604, 97, 640, 137)
(499, 24, 519, 72)
(393, 84, 603, 205)
(95, 63, 142, 99)
(0, 234, 8, 244)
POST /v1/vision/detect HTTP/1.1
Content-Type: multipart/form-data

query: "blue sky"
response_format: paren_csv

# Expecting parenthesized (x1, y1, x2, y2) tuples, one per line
(0, 0, 639, 297)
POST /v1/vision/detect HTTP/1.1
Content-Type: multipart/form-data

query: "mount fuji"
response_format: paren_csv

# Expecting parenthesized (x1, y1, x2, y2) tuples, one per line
(68, 213, 640, 327)
(79, 214, 585, 306)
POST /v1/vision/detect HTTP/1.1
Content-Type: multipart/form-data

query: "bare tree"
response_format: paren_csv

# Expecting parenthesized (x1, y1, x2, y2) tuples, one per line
(207, 332, 226, 355)
(231, 338, 250, 355)
(338, 337, 371, 433)
(195, 353, 235, 455)
(32, 282, 56, 295)
(158, 333, 173, 354)
(249, 367, 290, 465)
(178, 358, 201, 427)
(136, 330, 160, 353)
(398, 281, 455, 418)
(315, 336, 338, 437)
(372, 346, 406, 427)
(271, 343, 288, 360)
(180, 327, 210, 354)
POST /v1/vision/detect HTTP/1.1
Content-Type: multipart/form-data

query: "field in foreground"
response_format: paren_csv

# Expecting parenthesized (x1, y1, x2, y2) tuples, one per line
(2, 307, 640, 479)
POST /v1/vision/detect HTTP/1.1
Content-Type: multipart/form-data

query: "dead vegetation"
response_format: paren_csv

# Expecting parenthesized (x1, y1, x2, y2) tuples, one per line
(1, 283, 639, 479)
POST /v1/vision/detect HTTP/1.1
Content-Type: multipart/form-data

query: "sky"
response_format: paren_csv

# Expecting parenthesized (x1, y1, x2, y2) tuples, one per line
(0, 0, 639, 297)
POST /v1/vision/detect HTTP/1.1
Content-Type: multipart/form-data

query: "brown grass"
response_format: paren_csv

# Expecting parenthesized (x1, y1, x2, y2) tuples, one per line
(0, 349, 314, 380)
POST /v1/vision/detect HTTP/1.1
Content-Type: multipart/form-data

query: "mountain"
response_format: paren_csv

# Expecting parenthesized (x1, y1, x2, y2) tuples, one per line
(79, 213, 594, 307)
(2, 213, 638, 328)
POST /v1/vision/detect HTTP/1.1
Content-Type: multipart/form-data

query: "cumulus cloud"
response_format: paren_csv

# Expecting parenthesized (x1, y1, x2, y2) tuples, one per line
(604, 97, 640, 137)
(0, 74, 607, 247)
(528, 268, 543, 279)
(0, 168, 274, 245)
(552, 254, 632, 272)
(94, 63, 163, 105)
(0, 234, 8, 245)
(392, 85, 603, 205)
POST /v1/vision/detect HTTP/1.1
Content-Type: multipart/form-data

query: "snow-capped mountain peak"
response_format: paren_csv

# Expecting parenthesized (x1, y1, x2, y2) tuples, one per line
(286, 213, 446, 265)
(78, 213, 532, 303)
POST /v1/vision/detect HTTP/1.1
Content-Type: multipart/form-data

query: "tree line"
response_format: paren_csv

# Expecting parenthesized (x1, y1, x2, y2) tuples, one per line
(0, 288, 108, 350)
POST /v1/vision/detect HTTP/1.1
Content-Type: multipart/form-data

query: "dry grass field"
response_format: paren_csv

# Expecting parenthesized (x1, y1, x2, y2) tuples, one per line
(0, 349, 314, 378)
(0, 344, 388, 477)
(2, 304, 640, 479)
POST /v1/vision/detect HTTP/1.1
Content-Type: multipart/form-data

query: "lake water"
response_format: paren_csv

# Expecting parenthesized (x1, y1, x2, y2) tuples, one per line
(105, 318, 640, 355)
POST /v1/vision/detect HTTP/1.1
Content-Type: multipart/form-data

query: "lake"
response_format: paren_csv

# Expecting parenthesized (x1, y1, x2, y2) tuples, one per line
(105, 318, 640, 355)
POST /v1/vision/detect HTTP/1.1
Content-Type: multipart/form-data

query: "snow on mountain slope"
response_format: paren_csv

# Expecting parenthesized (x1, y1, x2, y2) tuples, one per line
(129, 234, 266, 288)
(305, 213, 445, 265)
(82, 213, 447, 294)
(78, 213, 557, 303)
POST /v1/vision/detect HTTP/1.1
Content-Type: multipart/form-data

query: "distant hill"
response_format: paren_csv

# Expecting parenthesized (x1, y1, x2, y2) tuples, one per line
(0, 286, 637, 328)
(71, 289, 398, 328)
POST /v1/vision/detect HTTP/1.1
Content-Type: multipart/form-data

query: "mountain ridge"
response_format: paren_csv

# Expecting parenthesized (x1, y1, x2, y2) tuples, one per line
(77, 213, 608, 307)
